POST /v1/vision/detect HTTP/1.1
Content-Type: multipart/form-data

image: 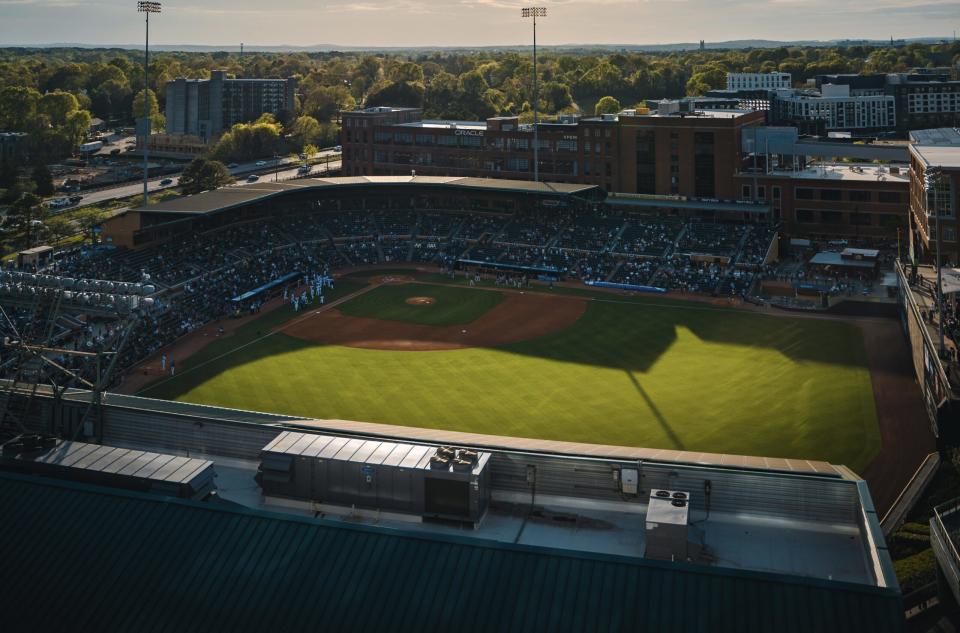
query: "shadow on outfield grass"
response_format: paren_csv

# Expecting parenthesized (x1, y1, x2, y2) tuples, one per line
(625, 370, 686, 450)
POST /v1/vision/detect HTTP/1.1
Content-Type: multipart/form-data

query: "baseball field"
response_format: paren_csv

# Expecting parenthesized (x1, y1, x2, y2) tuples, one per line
(140, 272, 881, 472)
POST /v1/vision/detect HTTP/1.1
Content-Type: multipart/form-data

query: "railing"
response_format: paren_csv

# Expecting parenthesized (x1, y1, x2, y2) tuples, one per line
(932, 498, 960, 605)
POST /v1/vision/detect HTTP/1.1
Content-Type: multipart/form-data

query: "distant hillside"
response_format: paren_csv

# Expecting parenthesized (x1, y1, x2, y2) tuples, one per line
(1, 37, 948, 54)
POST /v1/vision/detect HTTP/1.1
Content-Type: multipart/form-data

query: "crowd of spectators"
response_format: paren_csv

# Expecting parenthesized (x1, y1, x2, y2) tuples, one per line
(614, 218, 683, 257)
(376, 210, 418, 237)
(738, 225, 777, 266)
(7, 209, 787, 388)
(500, 210, 571, 247)
(653, 257, 727, 294)
(610, 259, 661, 287)
(554, 214, 620, 252)
(457, 214, 509, 240)
(676, 222, 747, 259)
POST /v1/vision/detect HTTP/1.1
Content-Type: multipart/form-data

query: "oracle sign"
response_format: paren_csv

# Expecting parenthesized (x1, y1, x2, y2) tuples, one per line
(455, 129, 484, 137)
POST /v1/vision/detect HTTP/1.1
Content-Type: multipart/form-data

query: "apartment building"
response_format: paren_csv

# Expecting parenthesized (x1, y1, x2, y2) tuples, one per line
(165, 70, 297, 142)
(726, 72, 792, 91)
(772, 85, 897, 132)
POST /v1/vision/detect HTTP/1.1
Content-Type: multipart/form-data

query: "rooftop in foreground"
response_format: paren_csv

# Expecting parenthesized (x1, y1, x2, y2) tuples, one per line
(2, 384, 903, 632)
(0, 470, 903, 633)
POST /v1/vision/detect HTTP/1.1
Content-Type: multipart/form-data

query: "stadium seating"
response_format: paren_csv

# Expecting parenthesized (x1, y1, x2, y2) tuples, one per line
(16, 207, 796, 388)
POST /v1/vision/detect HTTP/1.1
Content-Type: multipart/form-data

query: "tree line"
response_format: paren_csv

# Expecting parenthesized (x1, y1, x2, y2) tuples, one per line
(0, 41, 957, 163)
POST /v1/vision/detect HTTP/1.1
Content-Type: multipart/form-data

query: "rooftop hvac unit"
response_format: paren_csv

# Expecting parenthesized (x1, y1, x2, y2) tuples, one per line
(257, 432, 491, 525)
(645, 489, 690, 562)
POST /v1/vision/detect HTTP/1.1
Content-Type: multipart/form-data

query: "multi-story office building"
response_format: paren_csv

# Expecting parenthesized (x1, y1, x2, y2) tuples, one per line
(888, 75, 960, 133)
(165, 70, 297, 142)
(772, 85, 897, 133)
(726, 72, 792, 91)
(815, 72, 960, 133)
(908, 128, 960, 263)
(341, 104, 765, 198)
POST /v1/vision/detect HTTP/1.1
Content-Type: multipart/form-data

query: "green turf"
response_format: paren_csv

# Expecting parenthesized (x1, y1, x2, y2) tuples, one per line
(143, 287, 881, 472)
(337, 282, 503, 326)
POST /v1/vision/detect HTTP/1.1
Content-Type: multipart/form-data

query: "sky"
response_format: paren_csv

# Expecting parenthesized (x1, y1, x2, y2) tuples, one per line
(0, 0, 958, 48)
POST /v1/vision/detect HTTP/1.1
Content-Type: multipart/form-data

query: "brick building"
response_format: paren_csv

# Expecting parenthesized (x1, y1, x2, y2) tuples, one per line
(734, 164, 909, 240)
(908, 128, 960, 263)
(341, 105, 765, 199)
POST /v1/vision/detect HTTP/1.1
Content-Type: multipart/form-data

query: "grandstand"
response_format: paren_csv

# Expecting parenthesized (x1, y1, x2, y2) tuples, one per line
(0, 177, 795, 390)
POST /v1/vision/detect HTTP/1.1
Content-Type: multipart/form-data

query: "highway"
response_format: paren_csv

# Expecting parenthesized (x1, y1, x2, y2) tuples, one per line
(69, 150, 342, 207)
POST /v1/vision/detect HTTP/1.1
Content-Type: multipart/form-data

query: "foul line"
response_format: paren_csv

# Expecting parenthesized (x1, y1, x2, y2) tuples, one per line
(137, 282, 380, 396)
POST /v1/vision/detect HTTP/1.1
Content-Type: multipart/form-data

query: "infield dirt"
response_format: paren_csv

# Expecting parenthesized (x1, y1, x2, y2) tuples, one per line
(283, 290, 586, 351)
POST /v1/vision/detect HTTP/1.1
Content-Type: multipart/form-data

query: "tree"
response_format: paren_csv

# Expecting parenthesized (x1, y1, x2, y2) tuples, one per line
(178, 158, 234, 195)
(74, 208, 108, 244)
(302, 84, 355, 122)
(0, 86, 40, 131)
(38, 91, 80, 127)
(210, 117, 284, 163)
(365, 80, 424, 109)
(288, 115, 322, 150)
(132, 88, 163, 132)
(594, 96, 621, 116)
(91, 78, 132, 121)
(31, 164, 54, 197)
(44, 215, 74, 246)
(9, 192, 43, 246)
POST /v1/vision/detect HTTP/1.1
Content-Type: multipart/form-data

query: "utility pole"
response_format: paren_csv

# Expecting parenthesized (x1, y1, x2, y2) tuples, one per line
(521, 7, 546, 183)
(137, 1, 161, 207)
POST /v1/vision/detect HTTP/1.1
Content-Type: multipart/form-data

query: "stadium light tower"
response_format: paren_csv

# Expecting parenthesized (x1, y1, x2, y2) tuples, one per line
(521, 7, 546, 183)
(925, 167, 945, 357)
(138, 1, 161, 207)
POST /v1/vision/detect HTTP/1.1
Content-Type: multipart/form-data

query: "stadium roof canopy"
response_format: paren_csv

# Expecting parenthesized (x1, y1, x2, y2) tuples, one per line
(0, 471, 903, 633)
(133, 176, 604, 217)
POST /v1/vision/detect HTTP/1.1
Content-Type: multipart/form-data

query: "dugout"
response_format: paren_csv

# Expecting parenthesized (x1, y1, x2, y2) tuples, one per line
(17, 245, 53, 270)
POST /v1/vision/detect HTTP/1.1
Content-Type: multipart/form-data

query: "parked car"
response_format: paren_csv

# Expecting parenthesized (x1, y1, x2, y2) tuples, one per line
(255, 160, 267, 167)
(333, 145, 342, 153)
(68, 195, 83, 204)
(228, 163, 239, 169)
(159, 178, 173, 186)
(246, 174, 260, 182)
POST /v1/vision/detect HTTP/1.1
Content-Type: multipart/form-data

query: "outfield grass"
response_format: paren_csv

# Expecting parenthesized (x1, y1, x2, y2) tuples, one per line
(337, 283, 503, 326)
(143, 286, 880, 472)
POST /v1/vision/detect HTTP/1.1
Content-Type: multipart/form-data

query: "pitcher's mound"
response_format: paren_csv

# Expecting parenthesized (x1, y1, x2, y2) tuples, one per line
(405, 296, 436, 306)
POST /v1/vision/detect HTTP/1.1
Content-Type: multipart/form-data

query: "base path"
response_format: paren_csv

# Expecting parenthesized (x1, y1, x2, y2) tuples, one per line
(284, 291, 586, 351)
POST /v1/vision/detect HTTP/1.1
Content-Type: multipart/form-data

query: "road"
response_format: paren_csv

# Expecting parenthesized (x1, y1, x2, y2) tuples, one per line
(69, 150, 342, 207)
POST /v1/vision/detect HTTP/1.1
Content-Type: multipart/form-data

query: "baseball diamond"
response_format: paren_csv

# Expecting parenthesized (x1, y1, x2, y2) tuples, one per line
(139, 270, 882, 473)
